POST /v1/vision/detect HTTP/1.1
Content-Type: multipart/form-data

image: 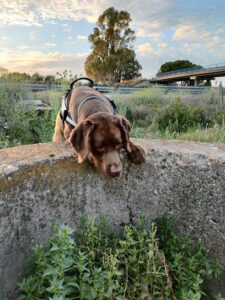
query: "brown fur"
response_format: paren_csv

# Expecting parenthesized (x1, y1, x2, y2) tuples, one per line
(53, 86, 145, 178)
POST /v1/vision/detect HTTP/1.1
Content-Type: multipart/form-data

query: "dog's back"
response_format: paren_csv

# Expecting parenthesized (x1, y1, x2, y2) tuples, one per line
(69, 86, 114, 123)
(53, 86, 114, 143)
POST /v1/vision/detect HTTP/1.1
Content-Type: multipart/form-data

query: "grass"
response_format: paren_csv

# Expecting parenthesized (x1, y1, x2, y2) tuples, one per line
(111, 88, 225, 144)
(0, 83, 224, 148)
(131, 124, 225, 144)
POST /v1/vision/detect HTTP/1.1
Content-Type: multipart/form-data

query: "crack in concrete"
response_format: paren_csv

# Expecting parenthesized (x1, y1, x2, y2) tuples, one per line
(124, 162, 134, 225)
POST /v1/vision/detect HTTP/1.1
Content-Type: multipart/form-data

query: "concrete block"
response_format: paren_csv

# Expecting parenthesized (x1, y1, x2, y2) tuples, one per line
(0, 140, 224, 299)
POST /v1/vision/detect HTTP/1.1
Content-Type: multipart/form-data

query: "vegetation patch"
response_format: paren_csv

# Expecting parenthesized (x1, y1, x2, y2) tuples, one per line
(18, 216, 223, 300)
(0, 84, 62, 148)
(112, 89, 225, 144)
(153, 97, 213, 133)
(0, 84, 224, 148)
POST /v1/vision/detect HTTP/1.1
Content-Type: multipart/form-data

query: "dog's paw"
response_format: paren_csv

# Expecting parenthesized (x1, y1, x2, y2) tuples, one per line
(127, 142, 146, 164)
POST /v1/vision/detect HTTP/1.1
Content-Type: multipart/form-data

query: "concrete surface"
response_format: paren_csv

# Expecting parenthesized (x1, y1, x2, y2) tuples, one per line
(0, 139, 225, 299)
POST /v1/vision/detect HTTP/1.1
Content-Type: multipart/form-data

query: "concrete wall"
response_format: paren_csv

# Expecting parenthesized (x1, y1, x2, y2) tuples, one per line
(0, 140, 225, 299)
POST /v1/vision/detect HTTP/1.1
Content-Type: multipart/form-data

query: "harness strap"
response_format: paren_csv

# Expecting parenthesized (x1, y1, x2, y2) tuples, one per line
(60, 89, 76, 128)
(60, 96, 76, 128)
(60, 89, 117, 129)
(106, 96, 117, 116)
(77, 96, 108, 123)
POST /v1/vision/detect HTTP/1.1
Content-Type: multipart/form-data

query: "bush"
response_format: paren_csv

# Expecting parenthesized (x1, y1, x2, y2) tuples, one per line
(0, 85, 62, 148)
(157, 217, 222, 299)
(154, 98, 213, 133)
(18, 216, 223, 300)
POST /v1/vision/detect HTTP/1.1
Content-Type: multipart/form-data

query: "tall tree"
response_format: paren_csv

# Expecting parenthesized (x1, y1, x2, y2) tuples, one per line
(85, 7, 141, 84)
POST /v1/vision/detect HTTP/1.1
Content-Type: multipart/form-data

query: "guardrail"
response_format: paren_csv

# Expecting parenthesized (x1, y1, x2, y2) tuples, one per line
(0, 81, 218, 94)
(0, 82, 147, 93)
(0, 82, 65, 91)
(95, 85, 213, 94)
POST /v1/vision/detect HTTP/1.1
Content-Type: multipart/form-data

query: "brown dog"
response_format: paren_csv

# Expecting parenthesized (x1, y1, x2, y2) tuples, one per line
(53, 85, 145, 178)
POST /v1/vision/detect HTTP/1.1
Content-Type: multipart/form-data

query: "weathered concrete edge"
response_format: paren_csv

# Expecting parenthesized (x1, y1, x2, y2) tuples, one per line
(0, 139, 225, 176)
(0, 139, 225, 299)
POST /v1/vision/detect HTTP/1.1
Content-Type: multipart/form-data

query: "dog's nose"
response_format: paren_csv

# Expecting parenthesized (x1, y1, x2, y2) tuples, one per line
(109, 164, 122, 177)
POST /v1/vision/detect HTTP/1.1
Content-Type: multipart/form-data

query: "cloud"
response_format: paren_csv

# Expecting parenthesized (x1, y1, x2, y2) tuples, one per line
(0, 49, 88, 75)
(172, 23, 225, 55)
(77, 35, 88, 40)
(136, 29, 162, 41)
(17, 45, 30, 50)
(0, 1, 43, 27)
(137, 43, 154, 56)
(157, 43, 167, 49)
(0, 0, 107, 27)
(205, 36, 225, 50)
(1, 0, 223, 30)
(137, 42, 169, 58)
(1, 1, 224, 48)
(172, 24, 211, 43)
(173, 25, 198, 41)
(1, 0, 225, 79)
(45, 43, 56, 47)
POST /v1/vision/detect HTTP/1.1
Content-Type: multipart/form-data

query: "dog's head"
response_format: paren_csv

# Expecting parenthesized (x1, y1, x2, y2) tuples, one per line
(69, 113, 131, 179)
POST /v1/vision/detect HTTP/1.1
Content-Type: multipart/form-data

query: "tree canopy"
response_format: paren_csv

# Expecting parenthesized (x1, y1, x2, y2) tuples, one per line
(85, 7, 141, 84)
(0, 66, 7, 75)
(0, 69, 78, 84)
(158, 60, 202, 74)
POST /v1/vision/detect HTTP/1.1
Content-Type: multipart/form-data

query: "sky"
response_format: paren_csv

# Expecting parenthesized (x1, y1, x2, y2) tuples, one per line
(0, 0, 225, 84)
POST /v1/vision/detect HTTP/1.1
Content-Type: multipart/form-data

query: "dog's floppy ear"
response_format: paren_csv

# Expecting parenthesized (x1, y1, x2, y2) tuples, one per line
(115, 115, 132, 153)
(69, 119, 95, 163)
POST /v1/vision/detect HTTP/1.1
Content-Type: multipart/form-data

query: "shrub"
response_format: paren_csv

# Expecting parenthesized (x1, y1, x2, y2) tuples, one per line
(157, 217, 222, 299)
(154, 98, 213, 133)
(18, 216, 223, 300)
(0, 85, 62, 148)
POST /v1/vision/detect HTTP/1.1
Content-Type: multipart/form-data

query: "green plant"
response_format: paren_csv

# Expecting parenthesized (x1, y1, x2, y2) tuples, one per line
(157, 217, 223, 299)
(18, 216, 223, 300)
(154, 97, 213, 133)
(0, 85, 63, 148)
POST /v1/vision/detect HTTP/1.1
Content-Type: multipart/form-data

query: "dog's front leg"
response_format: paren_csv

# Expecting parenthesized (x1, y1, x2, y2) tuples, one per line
(126, 140, 146, 164)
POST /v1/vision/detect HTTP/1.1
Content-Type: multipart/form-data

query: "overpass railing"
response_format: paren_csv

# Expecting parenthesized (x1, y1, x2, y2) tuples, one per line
(156, 62, 225, 78)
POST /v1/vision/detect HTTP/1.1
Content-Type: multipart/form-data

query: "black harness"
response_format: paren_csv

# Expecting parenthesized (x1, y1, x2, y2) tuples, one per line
(60, 77, 117, 128)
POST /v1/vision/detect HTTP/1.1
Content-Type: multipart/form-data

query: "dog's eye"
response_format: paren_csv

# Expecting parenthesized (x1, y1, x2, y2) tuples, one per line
(97, 146, 105, 152)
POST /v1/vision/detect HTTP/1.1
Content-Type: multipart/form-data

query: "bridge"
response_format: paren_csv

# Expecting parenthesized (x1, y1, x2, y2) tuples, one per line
(150, 63, 225, 85)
